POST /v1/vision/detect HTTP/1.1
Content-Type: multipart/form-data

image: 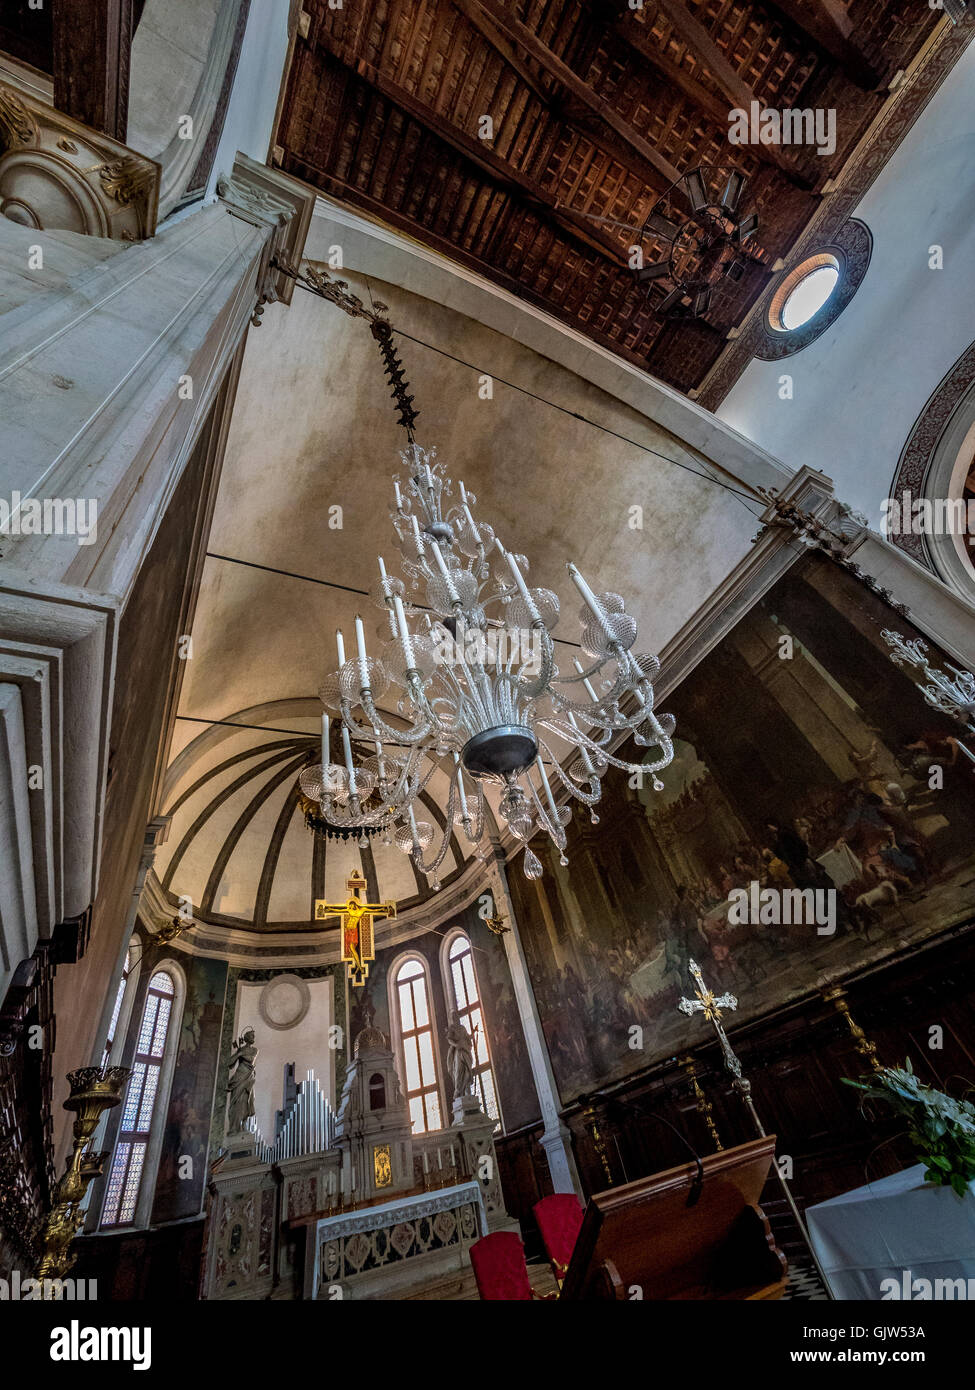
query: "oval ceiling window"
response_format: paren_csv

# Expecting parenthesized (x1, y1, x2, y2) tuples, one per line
(768, 253, 841, 333)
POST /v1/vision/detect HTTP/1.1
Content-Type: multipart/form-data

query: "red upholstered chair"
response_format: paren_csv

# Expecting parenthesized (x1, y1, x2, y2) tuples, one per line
(533, 1194, 585, 1286)
(470, 1232, 534, 1301)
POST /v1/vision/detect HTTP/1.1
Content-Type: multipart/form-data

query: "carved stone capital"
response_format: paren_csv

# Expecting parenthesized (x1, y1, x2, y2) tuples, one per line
(216, 151, 316, 307)
(0, 79, 160, 240)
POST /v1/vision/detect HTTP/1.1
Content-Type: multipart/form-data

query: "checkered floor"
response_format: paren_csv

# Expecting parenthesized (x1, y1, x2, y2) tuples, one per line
(782, 1258, 830, 1300)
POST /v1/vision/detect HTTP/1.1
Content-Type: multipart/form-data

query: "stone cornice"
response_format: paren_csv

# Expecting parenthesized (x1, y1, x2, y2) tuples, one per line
(137, 854, 499, 966)
(217, 151, 316, 307)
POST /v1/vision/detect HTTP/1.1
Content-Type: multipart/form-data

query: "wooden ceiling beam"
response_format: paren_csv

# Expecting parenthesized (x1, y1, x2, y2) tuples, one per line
(452, 0, 674, 196)
(639, 0, 814, 186)
(308, 35, 632, 269)
(451, 0, 554, 108)
(287, 151, 658, 372)
(608, 8, 734, 127)
(605, 6, 811, 186)
(468, 0, 685, 188)
(759, 0, 880, 89)
(652, 0, 756, 111)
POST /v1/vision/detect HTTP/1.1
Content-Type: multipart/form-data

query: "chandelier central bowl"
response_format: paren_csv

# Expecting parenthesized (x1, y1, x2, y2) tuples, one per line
(461, 725, 538, 780)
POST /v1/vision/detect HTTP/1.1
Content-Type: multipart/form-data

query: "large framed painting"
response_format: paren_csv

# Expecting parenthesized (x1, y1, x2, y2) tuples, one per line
(510, 552, 975, 1104)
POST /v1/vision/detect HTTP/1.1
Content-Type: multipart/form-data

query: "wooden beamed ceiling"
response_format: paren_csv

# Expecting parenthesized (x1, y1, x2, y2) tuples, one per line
(277, 0, 938, 393)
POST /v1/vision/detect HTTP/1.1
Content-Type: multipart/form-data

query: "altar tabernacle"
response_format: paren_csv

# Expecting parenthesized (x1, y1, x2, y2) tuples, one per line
(202, 1025, 516, 1300)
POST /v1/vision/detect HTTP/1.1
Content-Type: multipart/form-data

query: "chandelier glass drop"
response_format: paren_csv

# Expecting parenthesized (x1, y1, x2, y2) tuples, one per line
(299, 443, 676, 883)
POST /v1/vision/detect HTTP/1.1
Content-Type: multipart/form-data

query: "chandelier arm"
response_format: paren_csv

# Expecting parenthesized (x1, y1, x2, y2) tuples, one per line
(552, 655, 616, 686)
(535, 733, 604, 806)
(410, 773, 459, 878)
(463, 649, 504, 728)
(355, 692, 436, 747)
(524, 775, 566, 850)
(479, 582, 519, 611)
(382, 746, 427, 810)
(413, 758, 444, 798)
(550, 687, 659, 730)
(538, 718, 673, 776)
(467, 783, 486, 842)
(497, 644, 519, 726)
(496, 627, 556, 701)
(553, 664, 635, 712)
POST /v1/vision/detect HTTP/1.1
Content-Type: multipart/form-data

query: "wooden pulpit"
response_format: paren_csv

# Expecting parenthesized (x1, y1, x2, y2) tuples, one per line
(559, 1136, 787, 1300)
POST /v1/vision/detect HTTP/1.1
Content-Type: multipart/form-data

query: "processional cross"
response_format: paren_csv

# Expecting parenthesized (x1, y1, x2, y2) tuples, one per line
(677, 957, 834, 1298)
(315, 870, 396, 987)
(678, 960, 753, 1111)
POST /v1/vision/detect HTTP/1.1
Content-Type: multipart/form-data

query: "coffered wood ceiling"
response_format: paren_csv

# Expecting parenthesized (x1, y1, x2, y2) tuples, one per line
(275, 0, 939, 394)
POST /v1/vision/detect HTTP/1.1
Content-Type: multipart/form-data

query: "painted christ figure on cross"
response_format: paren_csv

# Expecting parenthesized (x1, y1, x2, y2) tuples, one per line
(316, 869, 396, 986)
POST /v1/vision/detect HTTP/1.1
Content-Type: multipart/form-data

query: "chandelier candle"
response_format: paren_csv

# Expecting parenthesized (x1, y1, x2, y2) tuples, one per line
(298, 441, 676, 880)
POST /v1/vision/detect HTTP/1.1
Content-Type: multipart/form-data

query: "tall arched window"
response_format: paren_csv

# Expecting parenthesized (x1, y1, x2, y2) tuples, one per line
(101, 948, 132, 1069)
(101, 970, 176, 1227)
(392, 958, 442, 1135)
(445, 933, 500, 1123)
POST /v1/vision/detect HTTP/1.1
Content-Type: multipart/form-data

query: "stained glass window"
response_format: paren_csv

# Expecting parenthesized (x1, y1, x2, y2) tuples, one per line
(394, 958, 441, 1134)
(447, 934, 500, 1123)
(101, 970, 176, 1227)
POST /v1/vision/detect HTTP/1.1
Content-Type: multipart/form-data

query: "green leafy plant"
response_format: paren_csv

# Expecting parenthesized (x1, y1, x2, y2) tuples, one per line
(843, 1058, 975, 1198)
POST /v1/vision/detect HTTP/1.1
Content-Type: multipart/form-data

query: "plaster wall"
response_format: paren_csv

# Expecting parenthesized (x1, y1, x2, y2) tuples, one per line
(176, 264, 768, 754)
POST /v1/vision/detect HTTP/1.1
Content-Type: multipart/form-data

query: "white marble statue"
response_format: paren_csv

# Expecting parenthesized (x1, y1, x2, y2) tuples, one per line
(226, 1028, 258, 1134)
(446, 1010, 475, 1099)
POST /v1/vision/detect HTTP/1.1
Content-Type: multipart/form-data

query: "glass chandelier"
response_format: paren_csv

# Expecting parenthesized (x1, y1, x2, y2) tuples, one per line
(277, 253, 675, 883)
(298, 441, 675, 883)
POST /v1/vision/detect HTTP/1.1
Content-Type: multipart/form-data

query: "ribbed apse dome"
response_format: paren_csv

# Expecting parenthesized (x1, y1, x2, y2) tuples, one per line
(156, 704, 470, 931)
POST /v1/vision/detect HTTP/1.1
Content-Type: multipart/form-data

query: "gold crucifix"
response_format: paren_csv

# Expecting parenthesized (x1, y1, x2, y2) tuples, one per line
(315, 870, 396, 986)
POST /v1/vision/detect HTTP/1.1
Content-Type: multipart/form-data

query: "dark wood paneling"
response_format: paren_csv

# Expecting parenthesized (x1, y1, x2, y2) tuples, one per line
(72, 1217, 206, 1301)
(497, 924, 975, 1243)
(51, 0, 134, 142)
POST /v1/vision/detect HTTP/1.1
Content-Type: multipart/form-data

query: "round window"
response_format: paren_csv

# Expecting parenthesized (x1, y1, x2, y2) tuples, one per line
(768, 253, 841, 333)
(781, 265, 839, 329)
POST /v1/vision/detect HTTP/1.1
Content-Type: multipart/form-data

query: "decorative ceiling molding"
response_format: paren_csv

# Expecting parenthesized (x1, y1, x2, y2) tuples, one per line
(156, 701, 482, 932)
(0, 77, 160, 240)
(750, 217, 872, 361)
(888, 335, 975, 593)
(137, 845, 497, 968)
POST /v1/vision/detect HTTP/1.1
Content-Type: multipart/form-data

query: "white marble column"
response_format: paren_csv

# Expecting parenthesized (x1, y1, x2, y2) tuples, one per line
(0, 152, 314, 1012)
(489, 853, 582, 1197)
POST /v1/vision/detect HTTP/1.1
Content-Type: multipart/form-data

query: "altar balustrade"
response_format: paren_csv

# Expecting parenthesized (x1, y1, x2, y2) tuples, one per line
(303, 1180, 487, 1300)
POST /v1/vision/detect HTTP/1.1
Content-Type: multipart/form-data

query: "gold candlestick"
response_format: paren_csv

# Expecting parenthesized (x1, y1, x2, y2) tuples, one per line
(579, 1099, 614, 1187)
(36, 1066, 130, 1286)
(821, 984, 882, 1072)
(679, 1054, 723, 1152)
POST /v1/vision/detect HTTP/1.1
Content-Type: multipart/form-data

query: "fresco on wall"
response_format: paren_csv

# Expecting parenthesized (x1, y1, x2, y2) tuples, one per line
(152, 953, 227, 1224)
(510, 554, 975, 1104)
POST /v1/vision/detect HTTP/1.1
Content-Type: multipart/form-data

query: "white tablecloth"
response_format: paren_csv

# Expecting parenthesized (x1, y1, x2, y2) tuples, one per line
(806, 1164, 975, 1300)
